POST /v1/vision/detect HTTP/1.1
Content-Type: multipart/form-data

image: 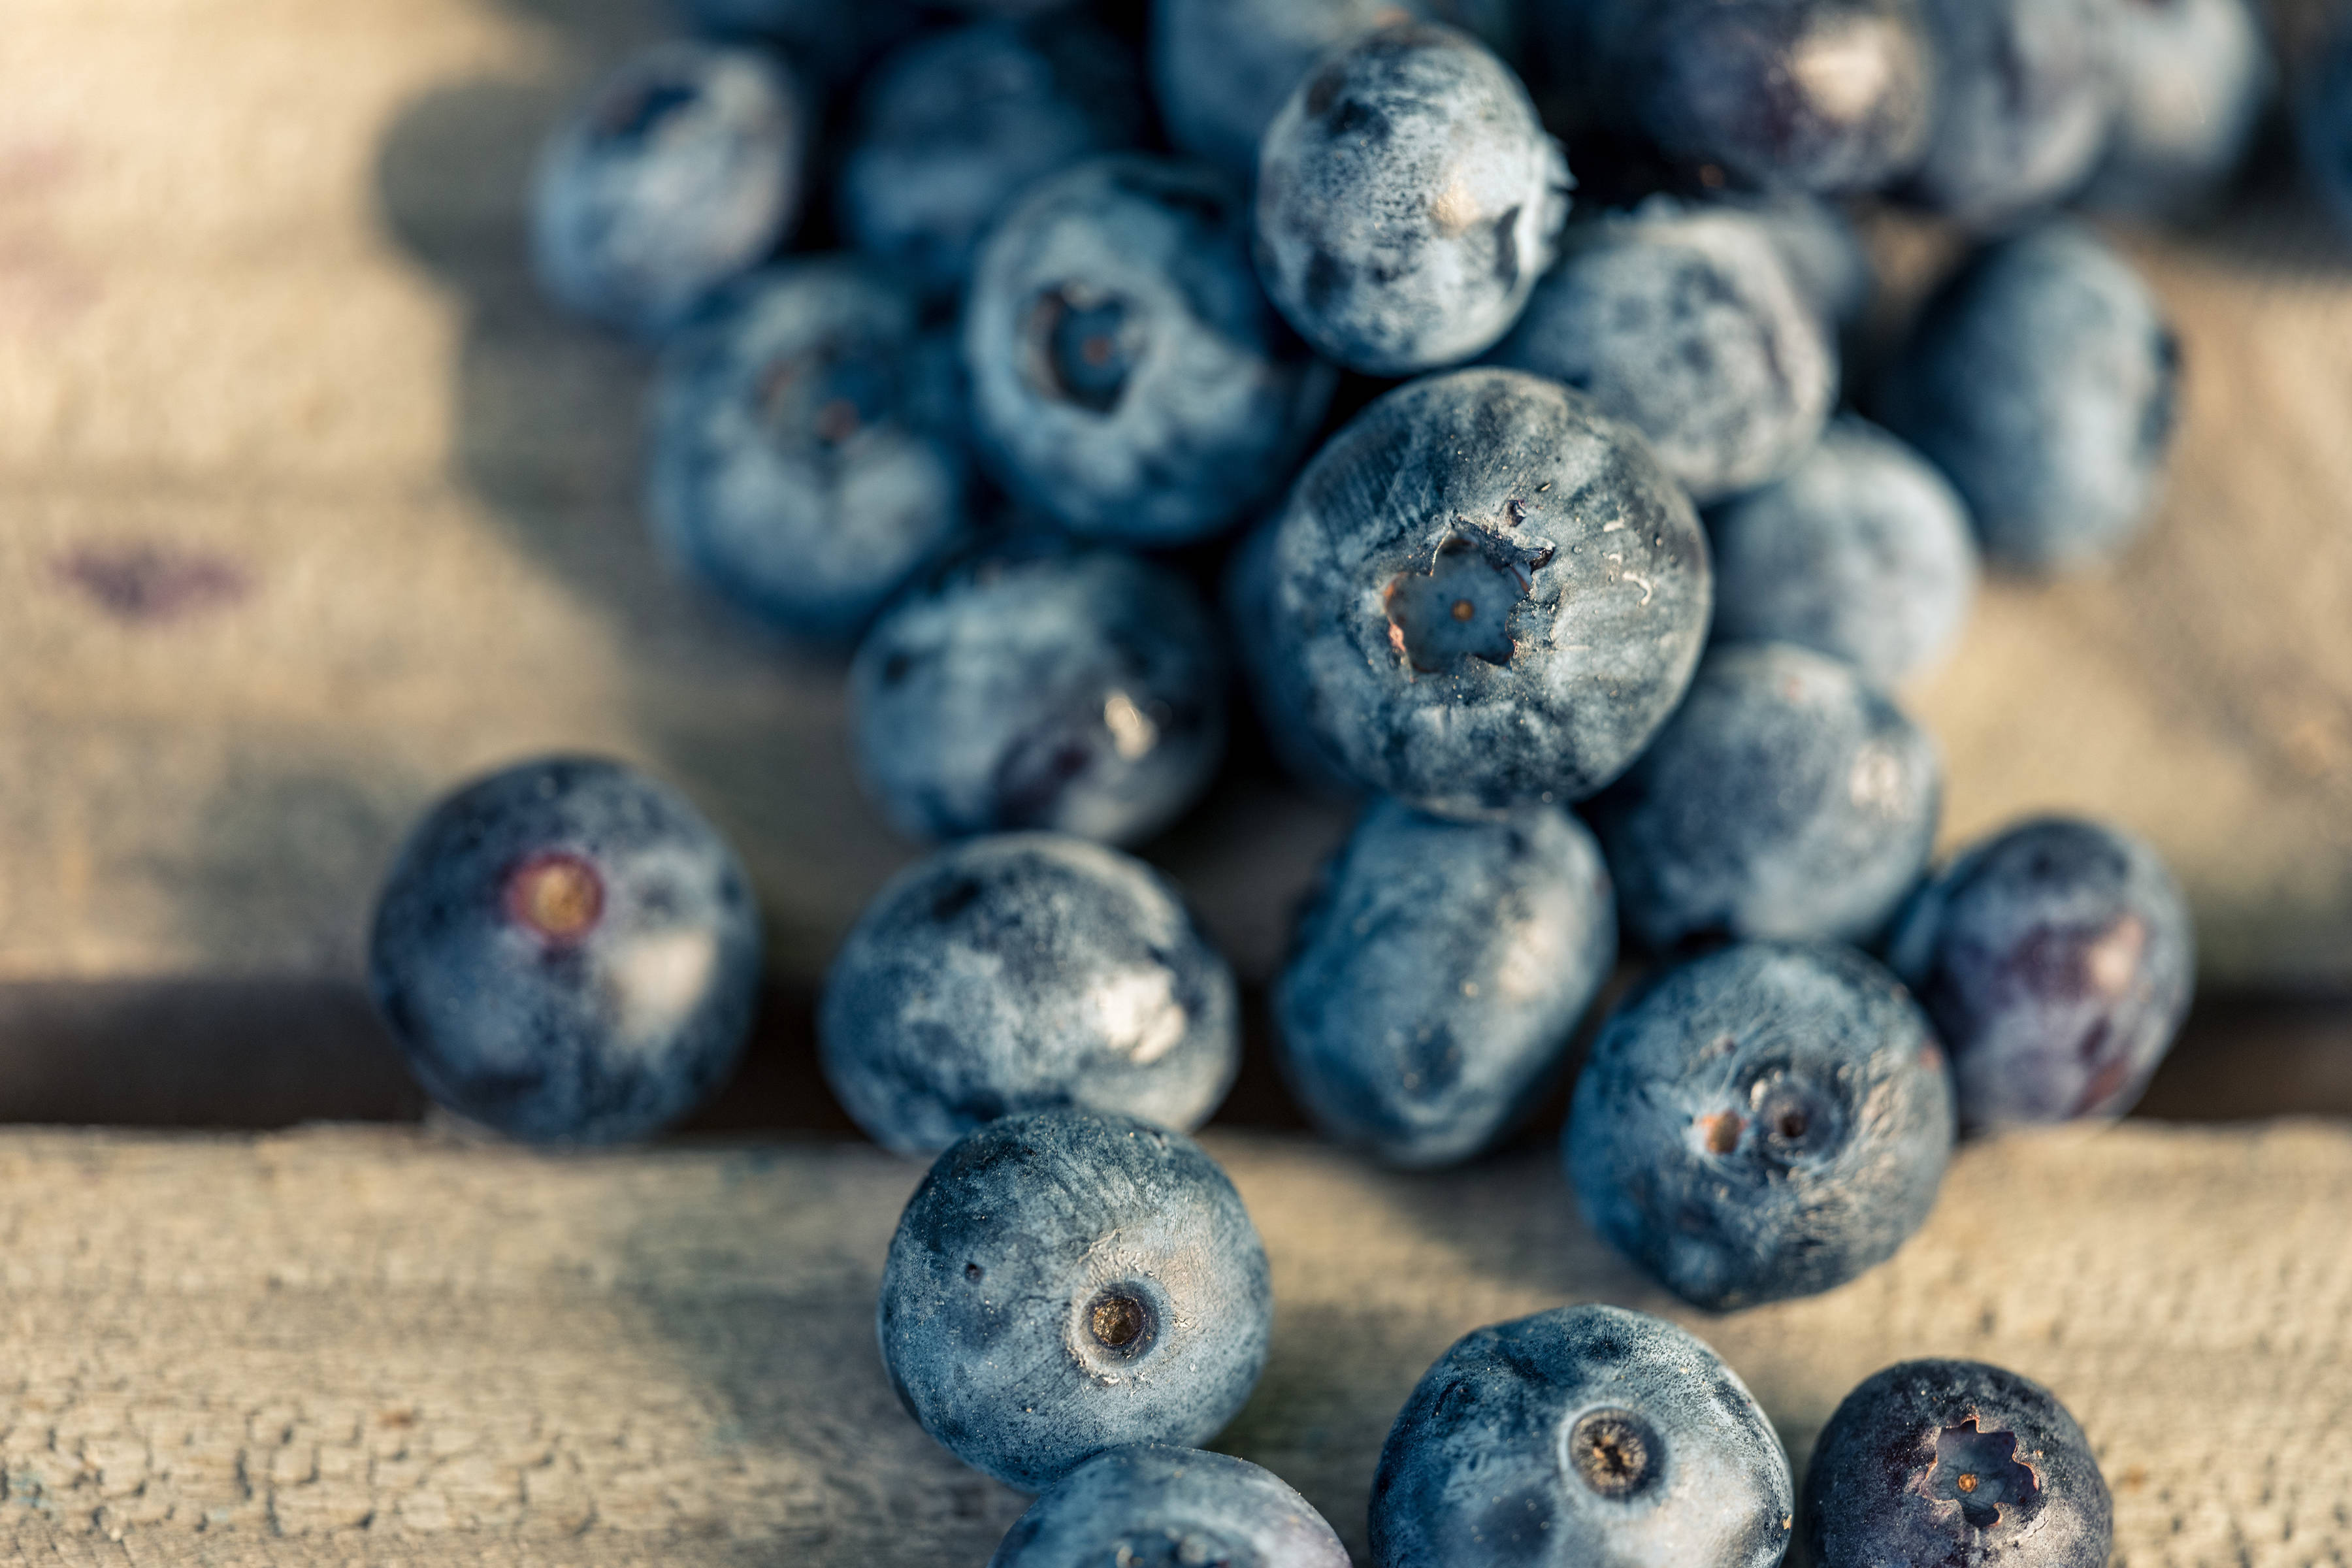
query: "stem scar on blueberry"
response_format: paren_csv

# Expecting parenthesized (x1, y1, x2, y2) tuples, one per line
(505, 851, 604, 943)
(1929, 1416, 2039, 1530)
(1567, 1408, 1661, 1499)
(1085, 1287, 1156, 1361)
(1383, 521, 1554, 673)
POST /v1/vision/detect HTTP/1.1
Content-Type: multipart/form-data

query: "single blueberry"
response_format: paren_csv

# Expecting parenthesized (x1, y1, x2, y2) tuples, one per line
(645, 257, 972, 643)
(1614, 0, 1937, 195)
(1255, 24, 1573, 374)
(678, 0, 914, 88)
(838, 18, 1145, 299)
(1276, 798, 1616, 1168)
(1564, 941, 1955, 1309)
(1263, 368, 1711, 817)
(850, 547, 1228, 845)
(1371, 1303, 1793, 1568)
(1587, 643, 1941, 951)
(1887, 816, 2194, 1130)
(964, 157, 1337, 547)
(1153, 0, 1521, 180)
(1486, 196, 1837, 504)
(2298, 14, 2352, 237)
(368, 756, 762, 1143)
(530, 42, 805, 339)
(1707, 417, 1978, 687)
(2082, 0, 2272, 220)
(821, 833, 1239, 1156)
(1906, 0, 2118, 229)
(1878, 220, 2179, 572)
(877, 1109, 1273, 1492)
(1806, 1360, 2112, 1568)
(990, 1445, 1350, 1567)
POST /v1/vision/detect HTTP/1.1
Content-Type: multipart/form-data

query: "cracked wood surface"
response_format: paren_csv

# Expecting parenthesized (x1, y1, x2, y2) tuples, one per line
(5, 0, 2352, 995)
(0, 1122, 2342, 1566)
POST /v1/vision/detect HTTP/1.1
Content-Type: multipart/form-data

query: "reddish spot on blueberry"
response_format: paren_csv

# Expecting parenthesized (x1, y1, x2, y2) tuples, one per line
(57, 543, 250, 625)
(506, 851, 604, 943)
(1931, 1416, 2038, 1530)
(1699, 1111, 1744, 1154)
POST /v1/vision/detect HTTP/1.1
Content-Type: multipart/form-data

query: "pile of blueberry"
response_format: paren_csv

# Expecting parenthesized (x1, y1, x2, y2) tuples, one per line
(354, 0, 2340, 1559)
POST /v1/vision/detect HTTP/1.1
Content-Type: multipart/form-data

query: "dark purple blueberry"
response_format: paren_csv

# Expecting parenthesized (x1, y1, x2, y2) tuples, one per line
(368, 756, 762, 1143)
(1805, 1360, 2112, 1568)
(1616, 0, 1937, 195)
(530, 42, 804, 338)
(1371, 1304, 1793, 1568)
(1887, 815, 2194, 1129)
(1564, 941, 1954, 1309)
(877, 1109, 1271, 1491)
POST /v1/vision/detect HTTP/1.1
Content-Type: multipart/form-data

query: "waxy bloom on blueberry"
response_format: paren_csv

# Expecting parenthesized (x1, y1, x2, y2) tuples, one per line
(991, 1445, 1349, 1567)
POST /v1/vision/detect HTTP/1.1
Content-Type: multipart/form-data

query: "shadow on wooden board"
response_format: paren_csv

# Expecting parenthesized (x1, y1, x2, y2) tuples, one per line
(0, 977, 2342, 1134)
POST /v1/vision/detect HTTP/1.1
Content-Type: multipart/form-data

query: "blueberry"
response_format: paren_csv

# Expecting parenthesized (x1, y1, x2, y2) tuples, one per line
(1564, 941, 1955, 1309)
(1587, 643, 1941, 952)
(839, 18, 1145, 299)
(877, 1109, 1272, 1491)
(1612, 0, 1936, 195)
(1906, 0, 2117, 229)
(1370, 1303, 1793, 1568)
(368, 756, 762, 1143)
(530, 42, 805, 339)
(1222, 520, 1363, 799)
(1887, 816, 2194, 1130)
(2082, 0, 2271, 220)
(964, 157, 1337, 547)
(1707, 418, 1978, 687)
(1805, 1360, 2112, 1568)
(1276, 798, 1616, 1168)
(1254, 24, 1573, 375)
(850, 547, 1227, 845)
(1153, 0, 1520, 181)
(1722, 191, 1876, 329)
(1878, 220, 2179, 572)
(821, 833, 1238, 1155)
(679, 0, 913, 88)
(1263, 368, 1711, 817)
(2299, 16, 2352, 237)
(1486, 197, 1837, 504)
(646, 258, 971, 643)
(991, 1445, 1350, 1567)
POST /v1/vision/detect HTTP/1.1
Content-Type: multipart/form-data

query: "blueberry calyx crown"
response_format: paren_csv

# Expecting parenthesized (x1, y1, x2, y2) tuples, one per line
(759, 342, 897, 452)
(1383, 514, 1554, 674)
(1566, 1407, 1661, 1499)
(1929, 1416, 2038, 1531)
(504, 851, 605, 943)
(1025, 285, 1143, 414)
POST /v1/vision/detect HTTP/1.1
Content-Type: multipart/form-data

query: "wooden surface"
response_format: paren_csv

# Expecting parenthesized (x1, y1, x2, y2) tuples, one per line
(0, 1122, 2336, 1565)
(1, 0, 2351, 997)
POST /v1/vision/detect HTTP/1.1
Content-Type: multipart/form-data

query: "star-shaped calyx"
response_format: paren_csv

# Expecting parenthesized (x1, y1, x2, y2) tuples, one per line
(1382, 503, 1555, 673)
(1930, 1416, 2039, 1530)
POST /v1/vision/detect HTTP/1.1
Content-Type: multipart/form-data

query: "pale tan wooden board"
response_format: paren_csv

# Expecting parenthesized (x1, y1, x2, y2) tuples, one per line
(8, 0, 2352, 996)
(0, 1122, 2340, 1565)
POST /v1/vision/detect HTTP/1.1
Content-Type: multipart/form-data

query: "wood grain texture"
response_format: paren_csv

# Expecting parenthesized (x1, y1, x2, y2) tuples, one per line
(5, 0, 2352, 996)
(0, 1122, 2342, 1565)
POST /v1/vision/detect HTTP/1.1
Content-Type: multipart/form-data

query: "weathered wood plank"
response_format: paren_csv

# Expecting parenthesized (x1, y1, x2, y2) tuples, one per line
(0, 1123, 2342, 1565)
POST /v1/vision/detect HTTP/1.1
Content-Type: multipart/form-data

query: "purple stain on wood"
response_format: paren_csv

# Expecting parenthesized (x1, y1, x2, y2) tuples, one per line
(57, 544, 252, 625)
